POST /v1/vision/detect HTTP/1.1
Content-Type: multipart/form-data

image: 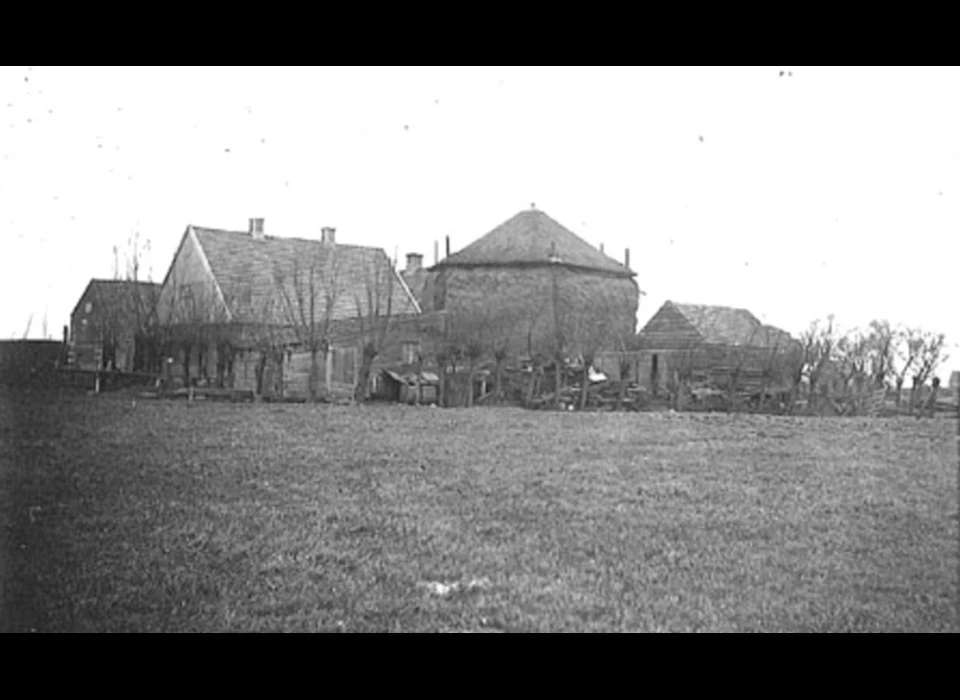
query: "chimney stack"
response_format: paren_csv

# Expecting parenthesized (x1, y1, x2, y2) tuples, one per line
(624, 247, 630, 269)
(249, 218, 264, 240)
(405, 253, 423, 275)
(599, 242, 604, 254)
(445, 235, 450, 258)
(434, 240, 439, 266)
(321, 226, 336, 245)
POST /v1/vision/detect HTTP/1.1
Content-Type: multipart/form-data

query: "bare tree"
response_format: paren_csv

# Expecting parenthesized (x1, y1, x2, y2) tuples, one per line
(797, 316, 838, 414)
(114, 230, 164, 373)
(865, 319, 895, 390)
(487, 307, 517, 404)
(437, 307, 487, 407)
(611, 330, 637, 411)
(244, 290, 289, 396)
(910, 330, 949, 416)
(519, 298, 550, 407)
(572, 305, 615, 411)
(891, 326, 922, 411)
(834, 328, 871, 412)
(273, 245, 342, 402)
(460, 314, 487, 408)
(354, 255, 398, 403)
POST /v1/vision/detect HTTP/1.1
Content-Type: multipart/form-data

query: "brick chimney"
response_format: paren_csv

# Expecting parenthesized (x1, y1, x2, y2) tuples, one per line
(321, 226, 336, 244)
(624, 247, 630, 269)
(249, 218, 264, 240)
(405, 253, 423, 275)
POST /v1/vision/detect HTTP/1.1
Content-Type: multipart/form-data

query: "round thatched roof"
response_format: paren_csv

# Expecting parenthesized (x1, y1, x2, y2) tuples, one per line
(433, 209, 634, 278)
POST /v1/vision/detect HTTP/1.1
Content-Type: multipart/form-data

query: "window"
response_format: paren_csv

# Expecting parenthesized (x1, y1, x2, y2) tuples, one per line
(402, 341, 420, 365)
(85, 302, 93, 314)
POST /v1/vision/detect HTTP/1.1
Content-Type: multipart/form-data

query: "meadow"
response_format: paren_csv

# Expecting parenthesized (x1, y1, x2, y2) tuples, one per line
(1, 389, 956, 632)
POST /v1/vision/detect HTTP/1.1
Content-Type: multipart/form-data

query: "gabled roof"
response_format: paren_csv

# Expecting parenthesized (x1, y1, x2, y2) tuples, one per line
(669, 301, 795, 348)
(432, 209, 634, 277)
(71, 279, 161, 319)
(187, 226, 420, 325)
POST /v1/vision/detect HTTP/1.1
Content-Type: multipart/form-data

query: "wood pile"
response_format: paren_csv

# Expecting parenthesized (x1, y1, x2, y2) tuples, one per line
(525, 377, 649, 411)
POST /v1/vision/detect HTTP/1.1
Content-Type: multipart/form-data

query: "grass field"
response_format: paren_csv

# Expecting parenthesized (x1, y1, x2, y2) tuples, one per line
(1, 389, 956, 632)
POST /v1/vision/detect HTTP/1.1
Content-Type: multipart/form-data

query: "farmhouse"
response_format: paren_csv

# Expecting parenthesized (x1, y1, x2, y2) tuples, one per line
(636, 300, 801, 395)
(427, 208, 640, 362)
(69, 279, 162, 372)
(155, 218, 427, 399)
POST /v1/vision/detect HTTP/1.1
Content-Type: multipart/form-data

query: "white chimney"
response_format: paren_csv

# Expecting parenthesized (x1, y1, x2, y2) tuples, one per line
(249, 218, 264, 240)
(405, 253, 423, 274)
(321, 226, 336, 244)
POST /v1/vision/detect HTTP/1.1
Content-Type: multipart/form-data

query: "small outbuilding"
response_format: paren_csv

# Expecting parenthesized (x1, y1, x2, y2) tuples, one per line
(636, 300, 801, 396)
(69, 279, 162, 372)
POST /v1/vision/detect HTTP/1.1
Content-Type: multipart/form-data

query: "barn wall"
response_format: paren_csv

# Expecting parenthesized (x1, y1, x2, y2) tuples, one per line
(636, 304, 701, 351)
(70, 288, 139, 372)
(631, 345, 802, 393)
(433, 265, 638, 360)
(157, 230, 229, 325)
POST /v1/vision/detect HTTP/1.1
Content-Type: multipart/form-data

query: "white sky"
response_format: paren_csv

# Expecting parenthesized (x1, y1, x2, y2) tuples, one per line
(2, 66, 958, 375)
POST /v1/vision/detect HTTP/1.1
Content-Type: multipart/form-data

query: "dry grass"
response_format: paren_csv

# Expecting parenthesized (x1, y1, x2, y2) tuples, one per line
(1, 389, 956, 632)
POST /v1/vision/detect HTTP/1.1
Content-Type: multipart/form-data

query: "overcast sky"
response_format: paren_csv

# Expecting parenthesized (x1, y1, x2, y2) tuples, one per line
(2, 66, 957, 373)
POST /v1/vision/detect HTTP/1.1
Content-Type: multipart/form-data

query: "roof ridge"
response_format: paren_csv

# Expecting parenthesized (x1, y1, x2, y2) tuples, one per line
(88, 278, 161, 286)
(191, 225, 375, 251)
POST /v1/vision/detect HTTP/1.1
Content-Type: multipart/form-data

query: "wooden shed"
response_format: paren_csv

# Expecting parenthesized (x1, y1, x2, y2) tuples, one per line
(636, 301, 801, 396)
(69, 279, 161, 372)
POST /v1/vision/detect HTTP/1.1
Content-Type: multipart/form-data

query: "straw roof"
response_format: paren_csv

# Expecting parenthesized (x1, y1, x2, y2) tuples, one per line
(71, 279, 161, 321)
(433, 209, 634, 278)
(648, 301, 795, 348)
(175, 226, 419, 325)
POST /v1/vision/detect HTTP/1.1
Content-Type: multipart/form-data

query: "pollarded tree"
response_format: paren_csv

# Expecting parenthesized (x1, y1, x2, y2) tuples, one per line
(891, 326, 922, 411)
(797, 315, 838, 412)
(834, 328, 871, 409)
(865, 319, 896, 390)
(354, 255, 399, 404)
(571, 300, 616, 411)
(611, 330, 637, 411)
(273, 243, 343, 402)
(910, 330, 949, 415)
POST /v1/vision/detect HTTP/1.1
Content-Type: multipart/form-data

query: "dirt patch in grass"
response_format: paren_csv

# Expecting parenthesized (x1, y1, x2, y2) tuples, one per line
(1, 389, 956, 632)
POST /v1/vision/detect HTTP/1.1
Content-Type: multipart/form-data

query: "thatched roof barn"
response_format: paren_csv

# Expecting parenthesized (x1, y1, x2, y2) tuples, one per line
(636, 300, 801, 394)
(155, 219, 423, 398)
(70, 278, 162, 372)
(428, 208, 640, 361)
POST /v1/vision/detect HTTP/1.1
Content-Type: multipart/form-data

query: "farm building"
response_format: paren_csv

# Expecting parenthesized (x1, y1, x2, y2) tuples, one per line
(69, 279, 162, 372)
(635, 300, 801, 396)
(155, 218, 432, 400)
(427, 208, 640, 363)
